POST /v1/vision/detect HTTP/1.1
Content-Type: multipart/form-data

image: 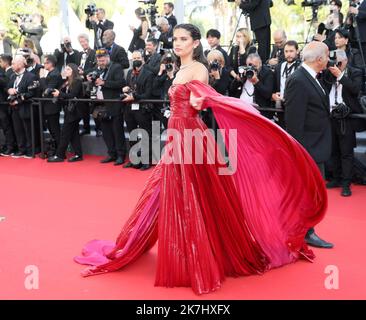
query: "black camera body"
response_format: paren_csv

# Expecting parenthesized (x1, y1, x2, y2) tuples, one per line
(10, 12, 32, 24)
(209, 60, 221, 72)
(85, 4, 97, 16)
(7, 94, 23, 104)
(87, 70, 103, 83)
(43, 88, 56, 96)
(327, 51, 342, 68)
(61, 42, 72, 52)
(301, 0, 327, 7)
(28, 81, 40, 91)
(238, 65, 258, 79)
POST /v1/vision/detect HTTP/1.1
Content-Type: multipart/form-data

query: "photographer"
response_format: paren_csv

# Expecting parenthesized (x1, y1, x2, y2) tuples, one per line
(239, 0, 272, 62)
(102, 30, 129, 70)
(0, 54, 16, 155)
(228, 28, 257, 81)
(204, 29, 230, 68)
(144, 38, 162, 75)
(229, 53, 274, 118)
(122, 50, 154, 171)
(17, 13, 45, 58)
(18, 47, 43, 79)
(128, 8, 149, 53)
(334, 28, 363, 69)
(267, 30, 287, 67)
(207, 50, 231, 95)
(6, 56, 37, 158)
(47, 64, 85, 163)
(39, 55, 63, 148)
(77, 33, 98, 136)
(163, 2, 177, 29)
(0, 26, 16, 55)
(156, 17, 173, 50)
(87, 49, 126, 165)
(152, 52, 176, 129)
(322, 49, 366, 197)
(347, 0, 366, 58)
(314, 0, 343, 51)
(85, 7, 114, 49)
(54, 37, 80, 76)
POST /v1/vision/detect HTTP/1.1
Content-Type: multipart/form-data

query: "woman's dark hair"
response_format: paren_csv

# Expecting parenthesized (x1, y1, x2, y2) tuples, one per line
(65, 63, 82, 89)
(173, 23, 208, 68)
(335, 28, 350, 40)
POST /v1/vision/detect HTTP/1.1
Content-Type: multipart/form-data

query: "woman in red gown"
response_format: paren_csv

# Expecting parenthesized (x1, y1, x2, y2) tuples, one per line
(75, 24, 327, 295)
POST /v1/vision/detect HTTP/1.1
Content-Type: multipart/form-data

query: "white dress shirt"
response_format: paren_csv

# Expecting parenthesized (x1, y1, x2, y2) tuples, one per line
(329, 71, 345, 111)
(302, 63, 326, 95)
(240, 80, 255, 104)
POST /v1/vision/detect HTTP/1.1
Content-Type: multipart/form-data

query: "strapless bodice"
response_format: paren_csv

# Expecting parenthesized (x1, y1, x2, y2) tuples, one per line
(168, 84, 199, 118)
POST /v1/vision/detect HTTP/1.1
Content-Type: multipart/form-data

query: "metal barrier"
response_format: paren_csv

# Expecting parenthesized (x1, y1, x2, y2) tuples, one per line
(1, 98, 366, 158)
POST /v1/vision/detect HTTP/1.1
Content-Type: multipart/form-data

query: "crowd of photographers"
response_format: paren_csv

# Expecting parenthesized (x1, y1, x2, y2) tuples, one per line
(1, 0, 366, 194)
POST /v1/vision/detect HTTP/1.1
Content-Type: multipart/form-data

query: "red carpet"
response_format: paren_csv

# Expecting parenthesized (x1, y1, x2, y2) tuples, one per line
(0, 156, 365, 300)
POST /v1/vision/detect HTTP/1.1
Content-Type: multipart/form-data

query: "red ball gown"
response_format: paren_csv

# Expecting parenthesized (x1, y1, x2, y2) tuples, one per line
(74, 80, 327, 295)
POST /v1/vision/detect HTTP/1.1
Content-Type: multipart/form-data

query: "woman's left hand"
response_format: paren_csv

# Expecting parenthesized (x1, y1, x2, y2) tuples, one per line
(52, 89, 60, 97)
(190, 94, 204, 110)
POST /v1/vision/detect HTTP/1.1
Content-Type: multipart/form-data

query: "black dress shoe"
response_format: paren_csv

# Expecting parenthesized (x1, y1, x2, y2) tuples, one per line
(100, 156, 116, 163)
(47, 155, 64, 163)
(68, 155, 83, 162)
(326, 180, 342, 189)
(1, 149, 15, 156)
(123, 161, 134, 168)
(305, 230, 334, 249)
(341, 185, 352, 197)
(140, 164, 151, 171)
(114, 157, 125, 166)
(96, 129, 103, 137)
(11, 151, 26, 158)
(80, 129, 91, 136)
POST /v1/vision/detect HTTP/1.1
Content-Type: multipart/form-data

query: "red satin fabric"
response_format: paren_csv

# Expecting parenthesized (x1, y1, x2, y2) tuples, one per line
(74, 80, 327, 295)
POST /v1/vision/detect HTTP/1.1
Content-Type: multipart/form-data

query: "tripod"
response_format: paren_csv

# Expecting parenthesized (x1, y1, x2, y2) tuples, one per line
(304, 5, 321, 44)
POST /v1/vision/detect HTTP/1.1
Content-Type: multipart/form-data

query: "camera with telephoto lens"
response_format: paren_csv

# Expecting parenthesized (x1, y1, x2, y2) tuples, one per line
(86, 69, 103, 99)
(61, 42, 72, 52)
(243, 65, 258, 79)
(10, 12, 32, 24)
(209, 60, 221, 72)
(162, 53, 174, 72)
(327, 51, 341, 68)
(85, 4, 97, 16)
(301, 0, 327, 7)
(87, 70, 103, 83)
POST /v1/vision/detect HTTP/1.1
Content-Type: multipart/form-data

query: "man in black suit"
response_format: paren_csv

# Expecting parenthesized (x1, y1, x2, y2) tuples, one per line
(144, 38, 162, 76)
(86, 8, 114, 49)
(163, 2, 178, 28)
(348, 0, 366, 56)
(77, 33, 99, 136)
(7, 56, 37, 158)
(17, 13, 44, 58)
(102, 30, 129, 70)
(156, 17, 173, 50)
(0, 54, 16, 155)
(284, 41, 334, 249)
(204, 29, 230, 68)
(239, 0, 272, 62)
(0, 28, 16, 55)
(87, 49, 126, 165)
(54, 37, 80, 75)
(323, 50, 366, 196)
(122, 50, 155, 171)
(39, 55, 63, 148)
(267, 29, 287, 68)
(272, 40, 301, 127)
(230, 53, 274, 119)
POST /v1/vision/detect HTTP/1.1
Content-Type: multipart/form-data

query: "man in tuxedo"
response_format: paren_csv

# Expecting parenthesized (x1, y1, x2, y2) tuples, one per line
(272, 40, 301, 127)
(0, 54, 16, 155)
(323, 50, 366, 196)
(17, 13, 44, 58)
(144, 38, 162, 76)
(284, 41, 334, 249)
(102, 30, 129, 70)
(163, 2, 178, 28)
(86, 8, 114, 49)
(122, 50, 155, 171)
(239, 0, 272, 62)
(53, 37, 80, 75)
(7, 56, 37, 158)
(0, 27, 16, 55)
(204, 29, 230, 68)
(77, 33, 99, 136)
(39, 55, 63, 148)
(87, 49, 126, 165)
(156, 17, 173, 50)
(267, 29, 287, 68)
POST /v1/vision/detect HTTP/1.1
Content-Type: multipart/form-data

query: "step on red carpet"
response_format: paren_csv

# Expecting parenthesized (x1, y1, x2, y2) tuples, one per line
(0, 156, 365, 300)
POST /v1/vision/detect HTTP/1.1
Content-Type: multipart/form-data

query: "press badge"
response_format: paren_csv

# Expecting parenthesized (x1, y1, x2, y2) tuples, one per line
(131, 103, 140, 110)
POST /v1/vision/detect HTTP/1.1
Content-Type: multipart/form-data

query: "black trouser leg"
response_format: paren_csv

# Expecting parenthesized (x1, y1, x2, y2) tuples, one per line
(136, 110, 153, 164)
(82, 114, 90, 131)
(101, 118, 116, 158)
(45, 113, 61, 146)
(0, 108, 16, 150)
(254, 26, 271, 62)
(22, 117, 32, 154)
(56, 120, 82, 158)
(11, 110, 27, 153)
(94, 117, 102, 131)
(112, 114, 126, 158)
(125, 106, 139, 150)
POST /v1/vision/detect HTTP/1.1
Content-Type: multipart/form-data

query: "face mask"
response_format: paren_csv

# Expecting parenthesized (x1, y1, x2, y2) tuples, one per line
(133, 60, 143, 69)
